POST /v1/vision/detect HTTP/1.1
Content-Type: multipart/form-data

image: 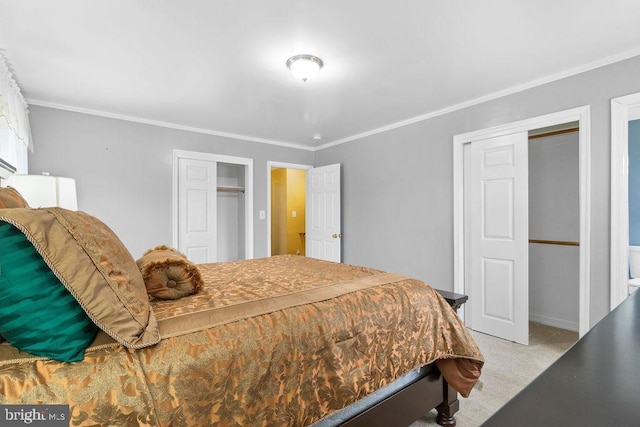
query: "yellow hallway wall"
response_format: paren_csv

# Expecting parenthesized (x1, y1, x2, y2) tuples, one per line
(271, 168, 287, 255)
(286, 169, 306, 256)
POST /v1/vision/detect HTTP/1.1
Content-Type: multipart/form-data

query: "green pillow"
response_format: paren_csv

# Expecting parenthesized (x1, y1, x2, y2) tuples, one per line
(0, 221, 98, 362)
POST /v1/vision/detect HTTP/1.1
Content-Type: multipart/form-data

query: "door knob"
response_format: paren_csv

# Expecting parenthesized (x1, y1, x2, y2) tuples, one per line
(332, 233, 342, 239)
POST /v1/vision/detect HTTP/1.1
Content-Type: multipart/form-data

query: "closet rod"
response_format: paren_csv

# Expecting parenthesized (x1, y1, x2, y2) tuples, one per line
(528, 127, 579, 140)
(217, 186, 245, 194)
(529, 239, 579, 247)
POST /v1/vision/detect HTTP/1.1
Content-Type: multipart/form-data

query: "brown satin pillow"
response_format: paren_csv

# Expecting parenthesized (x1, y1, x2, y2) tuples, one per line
(137, 245, 204, 300)
(0, 208, 160, 349)
(0, 186, 29, 208)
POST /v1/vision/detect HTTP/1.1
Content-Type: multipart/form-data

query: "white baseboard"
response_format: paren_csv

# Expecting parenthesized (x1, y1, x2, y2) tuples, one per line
(529, 313, 579, 332)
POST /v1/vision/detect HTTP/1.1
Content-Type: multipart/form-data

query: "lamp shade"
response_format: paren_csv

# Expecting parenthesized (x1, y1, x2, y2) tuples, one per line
(5, 174, 78, 210)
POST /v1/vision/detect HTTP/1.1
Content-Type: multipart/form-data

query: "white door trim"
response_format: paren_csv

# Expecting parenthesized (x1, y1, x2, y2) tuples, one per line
(266, 161, 313, 257)
(453, 105, 591, 337)
(173, 149, 254, 259)
(610, 92, 640, 310)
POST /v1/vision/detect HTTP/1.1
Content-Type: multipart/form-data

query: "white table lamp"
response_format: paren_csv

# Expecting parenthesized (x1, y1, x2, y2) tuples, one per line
(4, 174, 78, 210)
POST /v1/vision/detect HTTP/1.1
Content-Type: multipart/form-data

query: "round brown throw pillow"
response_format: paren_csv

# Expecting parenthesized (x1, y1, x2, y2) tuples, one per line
(136, 245, 204, 300)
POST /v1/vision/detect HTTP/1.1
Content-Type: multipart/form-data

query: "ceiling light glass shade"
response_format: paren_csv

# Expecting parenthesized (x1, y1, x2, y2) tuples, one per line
(286, 54, 323, 82)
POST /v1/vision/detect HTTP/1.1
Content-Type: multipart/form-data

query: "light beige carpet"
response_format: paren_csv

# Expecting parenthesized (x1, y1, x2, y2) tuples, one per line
(411, 322, 578, 427)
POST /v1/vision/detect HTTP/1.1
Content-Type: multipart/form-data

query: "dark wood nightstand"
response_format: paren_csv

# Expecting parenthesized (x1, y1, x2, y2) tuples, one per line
(435, 289, 468, 312)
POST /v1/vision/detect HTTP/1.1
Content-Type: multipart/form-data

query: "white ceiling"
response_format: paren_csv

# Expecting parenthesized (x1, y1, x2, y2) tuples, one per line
(1, 0, 639, 150)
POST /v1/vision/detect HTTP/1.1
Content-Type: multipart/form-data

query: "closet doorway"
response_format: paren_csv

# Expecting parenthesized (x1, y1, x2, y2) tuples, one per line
(173, 150, 254, 264)
(528, 125, 580, 333)
(267, 162, 312, 257)
(453, 106, 591, 343)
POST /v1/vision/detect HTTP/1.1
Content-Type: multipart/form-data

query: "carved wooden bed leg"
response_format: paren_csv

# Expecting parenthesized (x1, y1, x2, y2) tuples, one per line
(435, 379, 459, 426)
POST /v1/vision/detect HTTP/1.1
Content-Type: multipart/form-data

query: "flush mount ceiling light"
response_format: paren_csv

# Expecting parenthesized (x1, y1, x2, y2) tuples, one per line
(286, 54, 324, 82)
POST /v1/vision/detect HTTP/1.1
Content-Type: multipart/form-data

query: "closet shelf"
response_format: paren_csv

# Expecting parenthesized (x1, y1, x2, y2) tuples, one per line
(217, 186, 245, 194)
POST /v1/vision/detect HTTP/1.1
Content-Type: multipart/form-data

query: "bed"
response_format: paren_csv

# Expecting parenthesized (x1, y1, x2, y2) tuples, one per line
(0, 194, 483, 426)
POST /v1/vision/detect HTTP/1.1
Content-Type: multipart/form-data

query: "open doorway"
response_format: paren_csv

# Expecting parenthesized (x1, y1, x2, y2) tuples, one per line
(271, 168, 306, 256)
(173, 150, 254, 263)
(611, 92, 640, 309)
(266, 162, 312, 257)
(528, 123, 580, 333)
(453, 106, 591, 342)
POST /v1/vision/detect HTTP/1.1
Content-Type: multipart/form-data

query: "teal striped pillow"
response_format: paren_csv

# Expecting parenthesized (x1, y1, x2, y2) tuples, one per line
(0, 221, 98, 362)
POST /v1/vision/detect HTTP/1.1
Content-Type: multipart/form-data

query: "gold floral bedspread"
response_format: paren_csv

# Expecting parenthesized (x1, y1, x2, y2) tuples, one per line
(0, 255, 483, 426)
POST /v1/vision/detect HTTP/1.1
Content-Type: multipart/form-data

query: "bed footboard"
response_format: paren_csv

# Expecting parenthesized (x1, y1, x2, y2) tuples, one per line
(339, 367, 458, 427)
(337, 290, 468, 427)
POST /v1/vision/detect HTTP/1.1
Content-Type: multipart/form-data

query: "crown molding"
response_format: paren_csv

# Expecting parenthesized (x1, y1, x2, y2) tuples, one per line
(27, 47, 640, 153)
(315, 47, 640, 150)
(25, 99, 315, 152)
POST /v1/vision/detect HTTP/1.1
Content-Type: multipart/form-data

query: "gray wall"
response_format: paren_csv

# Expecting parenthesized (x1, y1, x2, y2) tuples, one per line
(27, 106, 314, 258)
(315, 55, 640, 327)
(27, 55, 640, 327)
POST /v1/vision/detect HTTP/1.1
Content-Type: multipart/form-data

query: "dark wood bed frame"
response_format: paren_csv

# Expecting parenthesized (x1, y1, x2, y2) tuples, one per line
(341, 365, 458, 426)
(338, 289, 468, 427)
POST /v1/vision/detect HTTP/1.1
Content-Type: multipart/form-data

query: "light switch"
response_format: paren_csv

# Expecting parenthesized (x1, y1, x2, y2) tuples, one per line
(292, 211, 297, 218)
(259, 210, 266, 219)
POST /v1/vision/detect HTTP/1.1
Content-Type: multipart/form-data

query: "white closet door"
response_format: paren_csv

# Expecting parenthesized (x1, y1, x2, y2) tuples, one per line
(177, 157, 217, 264)
(470, 132, 529, 345)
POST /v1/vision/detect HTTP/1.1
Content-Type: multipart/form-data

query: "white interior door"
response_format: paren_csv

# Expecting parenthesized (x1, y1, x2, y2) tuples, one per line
(306, 163, 341, 262)
(177, 157, 217, 264)
(470, 132, 529, 345)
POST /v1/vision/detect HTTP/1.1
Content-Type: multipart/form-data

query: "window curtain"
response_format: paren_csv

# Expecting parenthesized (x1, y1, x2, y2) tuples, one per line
(0, 52, 31, 178)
